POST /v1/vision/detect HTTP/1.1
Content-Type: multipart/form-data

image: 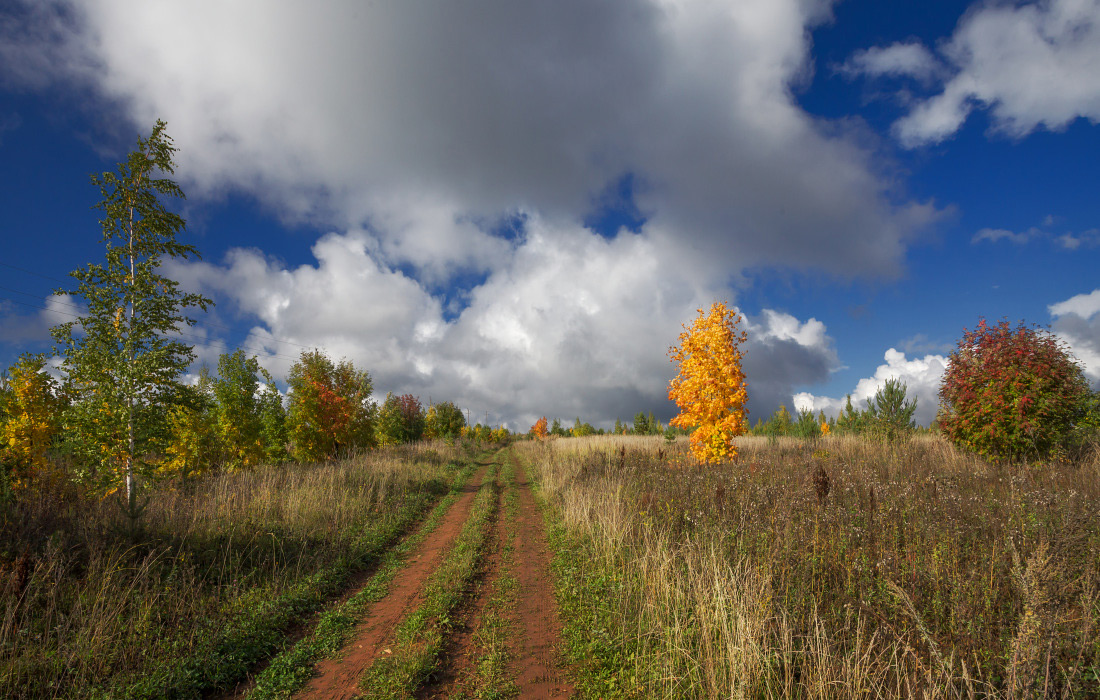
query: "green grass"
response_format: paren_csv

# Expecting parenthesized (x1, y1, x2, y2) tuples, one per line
(461, 456, 520, 700)
(522, 455, 643, 699)
(358, 460, 501, 699)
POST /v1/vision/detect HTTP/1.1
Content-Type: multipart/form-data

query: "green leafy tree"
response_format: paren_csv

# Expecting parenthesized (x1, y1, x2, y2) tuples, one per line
(550, 418, 566, 436)
(425, 400, 465, 439)
(633, 411, 650, 435)
(938, 319, 1090, 461)
(572, 417, 596, 437)
(162, 372, 219, 483)
(286, 350, 376, 462)
(51, 121, 211, 511)
(866, 378, 917, 442)
(211, 350, 264, 469)
(258, 369, 288, 463)
(378, 393, 426, 445)
(469, 423, 494, 441)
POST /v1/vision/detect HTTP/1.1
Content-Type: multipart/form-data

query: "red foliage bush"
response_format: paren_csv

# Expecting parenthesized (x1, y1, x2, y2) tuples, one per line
(937, 319, 1090, 461)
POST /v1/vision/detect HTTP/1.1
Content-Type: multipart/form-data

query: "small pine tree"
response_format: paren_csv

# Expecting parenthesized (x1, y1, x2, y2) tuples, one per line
(765, 404, 793, 437)
(835, 395, 865, 434)
(867, 378, 916, 442)
(794, 408, 822, 439)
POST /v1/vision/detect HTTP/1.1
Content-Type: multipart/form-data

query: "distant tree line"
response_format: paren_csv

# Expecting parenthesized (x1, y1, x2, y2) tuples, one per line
(749, 378, 920, 442)
(525, 410, 693, 440)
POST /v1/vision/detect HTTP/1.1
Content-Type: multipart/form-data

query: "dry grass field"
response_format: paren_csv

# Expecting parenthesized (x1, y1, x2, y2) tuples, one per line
(0, 442, 469, 698)
(517, 433, 1100, 698)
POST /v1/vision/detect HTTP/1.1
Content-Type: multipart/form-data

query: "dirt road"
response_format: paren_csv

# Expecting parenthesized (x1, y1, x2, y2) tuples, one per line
(285, 449, 573, 699)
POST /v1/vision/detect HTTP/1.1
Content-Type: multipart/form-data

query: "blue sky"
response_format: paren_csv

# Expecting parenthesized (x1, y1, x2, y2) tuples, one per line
(1, 0, 1098, 429)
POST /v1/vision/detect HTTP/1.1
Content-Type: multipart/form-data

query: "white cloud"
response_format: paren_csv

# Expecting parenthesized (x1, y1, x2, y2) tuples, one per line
(740, 309, 839, 421)
(972, 227, 1040, 245)
(796, 349, 948, 426)
(1049, 288, 1100, 319)
(969, 222, 1100, 250)
(1050, 288, 1100, 385)
(163, 229, 444, 388)
(851, 0, 1100, 147)
(166, 217, 841, 429)
(838, 42, 942, 82)
(1056, 228, 1100, 250)
(1, 0, 941, 281)
(0, 293, 84, 348)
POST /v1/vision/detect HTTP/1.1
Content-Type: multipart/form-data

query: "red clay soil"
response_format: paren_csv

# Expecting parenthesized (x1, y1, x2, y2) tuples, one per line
(294, 464, 491, 700)
(416, 476, 506, 699)
(506, 454, 575, 699)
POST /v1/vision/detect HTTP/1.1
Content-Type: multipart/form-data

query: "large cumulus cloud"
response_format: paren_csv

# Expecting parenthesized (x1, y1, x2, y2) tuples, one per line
(167, 221, 840, 429)
(2, 0, 938, 279)
(2, 0, 941, 425)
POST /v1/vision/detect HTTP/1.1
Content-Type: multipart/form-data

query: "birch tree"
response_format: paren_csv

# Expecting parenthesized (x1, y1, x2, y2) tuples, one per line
(51, 120, 211, 514)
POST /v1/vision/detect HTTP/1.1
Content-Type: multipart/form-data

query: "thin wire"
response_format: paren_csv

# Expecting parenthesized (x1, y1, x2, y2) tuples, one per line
(0, 261, 69, 283)
(0, 295, 305, 363)
(0, 267, 318, 352)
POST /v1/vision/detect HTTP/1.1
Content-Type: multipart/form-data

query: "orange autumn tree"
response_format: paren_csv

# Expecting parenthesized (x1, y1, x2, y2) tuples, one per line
(286, 350, 376, 462)
(668, 301, 749, 463)
(530, 416, 549, 439)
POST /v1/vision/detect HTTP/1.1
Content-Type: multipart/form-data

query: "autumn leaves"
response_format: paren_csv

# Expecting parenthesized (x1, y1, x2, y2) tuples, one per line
(668, 301, 749, 464)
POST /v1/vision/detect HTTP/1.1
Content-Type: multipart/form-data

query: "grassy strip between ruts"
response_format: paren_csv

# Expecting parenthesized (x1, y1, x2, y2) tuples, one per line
(460, 455, 519, 700)
(91, 461, 471, 700)
(245, 459, 479, 699)
(357, 458, 501, 699)
(518, 455, 643, 699)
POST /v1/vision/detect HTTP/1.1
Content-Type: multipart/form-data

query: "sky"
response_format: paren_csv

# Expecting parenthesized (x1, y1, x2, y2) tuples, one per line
(1, 0, 1098, 431)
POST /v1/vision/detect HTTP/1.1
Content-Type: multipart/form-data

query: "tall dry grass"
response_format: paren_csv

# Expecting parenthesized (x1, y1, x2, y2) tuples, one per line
(518, 434, 1100, 697)
(0, 440, 468, 699)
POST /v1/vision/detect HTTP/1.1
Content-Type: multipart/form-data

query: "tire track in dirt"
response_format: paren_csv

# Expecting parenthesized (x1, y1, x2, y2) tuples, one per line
(506, 451, 574, 699)
(416, 466, 508, 699)
(418, 450, 574, 699)
(294, 463, 491, 700)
